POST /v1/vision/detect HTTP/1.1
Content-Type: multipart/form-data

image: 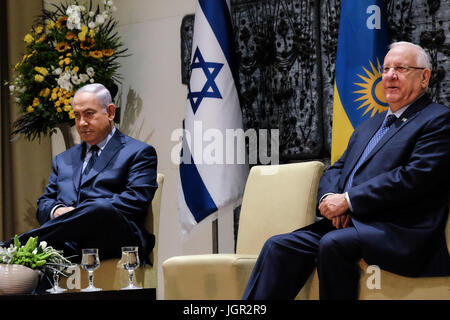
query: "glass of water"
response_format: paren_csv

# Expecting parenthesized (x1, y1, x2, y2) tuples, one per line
(45, 269, 67, 294)
(80, 248, 101, 292)
(120, 246, 141, 290)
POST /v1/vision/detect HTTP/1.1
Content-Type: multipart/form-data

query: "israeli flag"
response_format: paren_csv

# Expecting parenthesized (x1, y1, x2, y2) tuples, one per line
(178, 0, 248, 234)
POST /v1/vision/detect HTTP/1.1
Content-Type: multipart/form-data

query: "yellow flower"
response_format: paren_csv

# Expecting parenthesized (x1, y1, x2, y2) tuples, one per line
(55, 100, 61, 107)
(63, 105, 71, 112)
(32, 97, 40, 107)
(56, 16, 68, 29)
(80, 38, 95, 50)
(102, 49, 114, 57)
(39, 88, 50, 98)
(26, 106, 34, 113)
(36, 34, 46, 43)
(35, 25, 44, 34)
(56, 42, 71, 53)
(34, 67, 49, 76)
(64, 57, 71, 65)
(69, 110, 75, 119)
(46, 20, 55, 30)
(34, 74, 44, 82)
(78, 25, 88, 41)
(65, 31, 77, 41)
(51, 92, 58, 100)
(89, 28, 96, 38)
(89, 50, 103, 59)
(73, 66, 79, 73)
(56, 107, 62, 113)
(24, 33, 34, 44)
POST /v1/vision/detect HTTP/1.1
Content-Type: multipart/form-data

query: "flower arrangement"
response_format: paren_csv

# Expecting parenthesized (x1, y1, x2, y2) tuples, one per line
(7, 0, 126, 141)
(0, 236, 72, 274)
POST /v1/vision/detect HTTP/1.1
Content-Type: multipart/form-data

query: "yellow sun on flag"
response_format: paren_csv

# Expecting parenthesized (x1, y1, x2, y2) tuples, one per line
(353, 59, 389, 117)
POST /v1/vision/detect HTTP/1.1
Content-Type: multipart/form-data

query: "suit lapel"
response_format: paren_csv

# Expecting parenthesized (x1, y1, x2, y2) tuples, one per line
(72, 143, 85, 193)
(80, 130, 125, 187)
(341, 112, 385, 184)
(359, 94, 432, 167)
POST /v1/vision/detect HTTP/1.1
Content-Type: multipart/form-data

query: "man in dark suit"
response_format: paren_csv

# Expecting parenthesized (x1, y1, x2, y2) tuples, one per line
(243, 41, 450, 300)
(9, 83, 158, 262)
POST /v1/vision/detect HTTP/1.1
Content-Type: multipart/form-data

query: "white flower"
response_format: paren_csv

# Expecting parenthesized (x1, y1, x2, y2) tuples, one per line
(90, 78, 95, 83)
(89, 11, 95, 17)
(79, 73, 90, 83)
(88, 21, 96, 29)
(71, 76, 81, 85)
(66, 5, 82, 30)
(95, 14, 105, 25)
(57, 71, 73, 92)
(86, 67, 95, 77)
(39, 241, 47, 250)
(107, 1, 114, 6)
(53, 67, 62, 75)
(9, 85, 15, 92)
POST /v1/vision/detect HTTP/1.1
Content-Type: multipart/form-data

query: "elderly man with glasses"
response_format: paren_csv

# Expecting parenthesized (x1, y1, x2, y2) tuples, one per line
(243, 41, 450, 300)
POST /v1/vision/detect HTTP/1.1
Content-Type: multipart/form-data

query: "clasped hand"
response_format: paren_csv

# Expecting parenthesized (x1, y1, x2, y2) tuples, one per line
(318, 193, 350, 229)
(53, 206, 75, 218)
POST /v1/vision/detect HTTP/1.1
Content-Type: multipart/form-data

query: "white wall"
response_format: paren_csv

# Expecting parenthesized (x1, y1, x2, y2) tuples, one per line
(49, 0, 236, 299)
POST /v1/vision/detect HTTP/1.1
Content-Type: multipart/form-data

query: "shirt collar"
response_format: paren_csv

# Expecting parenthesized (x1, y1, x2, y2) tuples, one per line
(86, 126, 116, 152)
(387, 93, 425, 119)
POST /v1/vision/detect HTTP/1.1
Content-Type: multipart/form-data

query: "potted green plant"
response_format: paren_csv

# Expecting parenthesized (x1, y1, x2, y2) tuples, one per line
(0, 235, 72, 295)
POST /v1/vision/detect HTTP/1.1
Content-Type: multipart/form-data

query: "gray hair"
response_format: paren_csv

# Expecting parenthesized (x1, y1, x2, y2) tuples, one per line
(72, 83, 112, 111)
(389, 41, 432, 71)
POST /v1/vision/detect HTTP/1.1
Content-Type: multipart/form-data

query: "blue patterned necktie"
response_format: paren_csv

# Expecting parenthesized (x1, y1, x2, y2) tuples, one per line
(344, 114, 397, 191)
(83, 145, 99, 178)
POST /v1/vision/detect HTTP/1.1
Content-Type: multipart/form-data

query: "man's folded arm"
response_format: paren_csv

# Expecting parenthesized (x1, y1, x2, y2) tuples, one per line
(110, 145, 158, 220)
(36, 157, 65, 225)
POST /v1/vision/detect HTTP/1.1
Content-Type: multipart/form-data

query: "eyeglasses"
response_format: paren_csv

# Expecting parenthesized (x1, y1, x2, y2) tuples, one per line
(382, 65, 425, 74)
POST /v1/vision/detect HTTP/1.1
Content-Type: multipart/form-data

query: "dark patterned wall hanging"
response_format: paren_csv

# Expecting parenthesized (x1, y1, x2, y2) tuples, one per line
(181, 0, 450, 165)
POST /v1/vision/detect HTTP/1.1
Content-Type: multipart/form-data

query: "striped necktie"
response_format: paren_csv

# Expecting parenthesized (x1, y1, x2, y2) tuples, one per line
(344, 114, 397, 191)
(82, 145, 99, 178)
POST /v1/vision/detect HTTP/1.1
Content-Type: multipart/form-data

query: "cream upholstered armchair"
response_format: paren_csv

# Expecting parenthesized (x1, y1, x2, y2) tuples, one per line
(163, 162, 450, 300)
(162, 161, 325, 299)
(60, 173, 164, 293)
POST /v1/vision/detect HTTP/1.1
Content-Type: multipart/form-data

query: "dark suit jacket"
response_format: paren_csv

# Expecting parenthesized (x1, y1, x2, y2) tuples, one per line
(36, 129, 158, 258)
(318, 94, 450, 277)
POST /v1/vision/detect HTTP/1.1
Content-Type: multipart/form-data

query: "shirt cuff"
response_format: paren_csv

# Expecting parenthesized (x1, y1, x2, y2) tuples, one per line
(345, 192, 353, 212)
(50, 204, 64, 219)
(319, 193, 335, 203)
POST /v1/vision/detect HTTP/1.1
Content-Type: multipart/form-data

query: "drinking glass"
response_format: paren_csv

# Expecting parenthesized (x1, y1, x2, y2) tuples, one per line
(120, 246, 141, 290)
(80, 248, 102, 292)
(45, 269, 67, 294)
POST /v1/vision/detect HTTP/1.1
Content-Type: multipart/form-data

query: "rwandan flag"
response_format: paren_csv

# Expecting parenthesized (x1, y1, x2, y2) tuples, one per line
(331, 0, 390, 163)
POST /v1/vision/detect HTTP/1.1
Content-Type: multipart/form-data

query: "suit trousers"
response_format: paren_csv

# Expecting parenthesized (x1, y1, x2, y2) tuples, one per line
(242, 218, 362, 300)
(17, 199, 140, 262)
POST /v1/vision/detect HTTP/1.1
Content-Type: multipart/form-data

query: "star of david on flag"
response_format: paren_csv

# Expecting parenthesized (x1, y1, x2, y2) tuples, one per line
(188, 47, 223, 114)
(178, 0, 249, 235)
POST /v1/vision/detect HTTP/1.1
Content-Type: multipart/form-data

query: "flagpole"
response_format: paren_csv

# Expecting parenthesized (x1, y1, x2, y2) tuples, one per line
(212, 218, 218, 253)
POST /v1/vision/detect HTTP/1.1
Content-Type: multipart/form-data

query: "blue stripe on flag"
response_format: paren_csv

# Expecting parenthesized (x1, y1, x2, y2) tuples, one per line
(180, 147, 218, 223)
(199, 0, 240, 87)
